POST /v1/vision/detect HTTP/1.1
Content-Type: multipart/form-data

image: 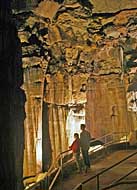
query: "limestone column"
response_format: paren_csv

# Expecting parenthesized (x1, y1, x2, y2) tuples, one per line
(86, 74, 129, 141)
(23, 67, 44, 176)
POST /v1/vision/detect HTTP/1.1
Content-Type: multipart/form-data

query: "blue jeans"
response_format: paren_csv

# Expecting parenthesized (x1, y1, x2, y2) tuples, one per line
(73, 152, 81, 172)
(81, 149, 90, 168)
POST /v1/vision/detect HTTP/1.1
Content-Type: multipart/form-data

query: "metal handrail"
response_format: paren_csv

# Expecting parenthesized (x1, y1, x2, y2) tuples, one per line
(48, 149, 72, 190)
(101, 167, 137, 190)
(24, 149, 72, 190)
(89, 131, 128, 152)
(73, 150, 137, 190)
(90, 131, 128, 144)
(24, 131, 129, 190)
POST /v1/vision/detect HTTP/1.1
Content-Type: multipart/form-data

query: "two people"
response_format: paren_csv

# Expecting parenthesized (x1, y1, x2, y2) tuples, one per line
(69, 124, 91, 173)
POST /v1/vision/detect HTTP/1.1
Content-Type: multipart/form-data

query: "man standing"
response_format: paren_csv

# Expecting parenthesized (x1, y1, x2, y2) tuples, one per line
(80, 124, 91, 173)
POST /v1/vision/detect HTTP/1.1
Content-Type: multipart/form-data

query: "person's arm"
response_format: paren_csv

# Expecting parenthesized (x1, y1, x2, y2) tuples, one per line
(69, 141, 74, 150)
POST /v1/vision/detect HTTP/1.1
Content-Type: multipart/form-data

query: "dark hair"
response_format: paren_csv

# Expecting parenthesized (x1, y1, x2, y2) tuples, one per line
(80, 124, 86, 129)
(74, 133, 79, 138)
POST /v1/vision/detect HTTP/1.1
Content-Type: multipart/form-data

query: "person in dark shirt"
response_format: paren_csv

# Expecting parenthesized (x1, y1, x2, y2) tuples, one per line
(69, 133, 82, 173)
(80, 124, 91, 173)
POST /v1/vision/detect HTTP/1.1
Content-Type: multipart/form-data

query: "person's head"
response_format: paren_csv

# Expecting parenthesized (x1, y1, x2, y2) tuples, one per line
(80, 124, 86, 131)
(74, 133, 79, 139)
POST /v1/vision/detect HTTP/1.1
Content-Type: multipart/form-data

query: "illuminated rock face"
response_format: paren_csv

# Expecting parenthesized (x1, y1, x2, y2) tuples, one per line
(15, 0, 137, 176)
(23, 67, 44, 176)
(43, 73, 88, 162)
(86, 74, 129, 139)
(91, 0, 137, 13)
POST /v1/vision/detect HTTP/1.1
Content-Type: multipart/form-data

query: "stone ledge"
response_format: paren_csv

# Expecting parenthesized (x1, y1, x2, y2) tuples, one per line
(91, 0, 137, 13)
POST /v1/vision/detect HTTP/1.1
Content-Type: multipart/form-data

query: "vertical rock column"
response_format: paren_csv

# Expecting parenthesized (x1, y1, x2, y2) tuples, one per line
(86, 44, 130, 141)
(0, 2, 25, 190)
(43, 73, 69, 165)
(43, 72, 88, 165)
(86, 74, 129, 141)
(23, 67, 44, 176)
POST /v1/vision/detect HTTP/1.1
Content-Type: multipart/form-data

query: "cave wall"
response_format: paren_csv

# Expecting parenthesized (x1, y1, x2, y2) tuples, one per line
(86, 74, 129, 139)
(23, 67, 44, 176)
(0, 2, 25, 190)
(11, 0, 38, 10)
(43, 73, 88, 163)
(13, 0, 137, 177)
(85, 45, 130, 139)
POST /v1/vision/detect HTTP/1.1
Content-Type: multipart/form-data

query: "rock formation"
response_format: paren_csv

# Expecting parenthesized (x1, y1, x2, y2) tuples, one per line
(12, 0, 137, 177)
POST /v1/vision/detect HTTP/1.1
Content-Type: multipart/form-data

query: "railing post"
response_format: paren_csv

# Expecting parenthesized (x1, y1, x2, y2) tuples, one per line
(46, 175, 49, 190)
(78, 184, 82, 190)
(60, 154, 63, 178)
(105, 135, 106, 145)
(75, 183, 82, 190)
(112, 132, 114, 143)
(43, 177, 48, 190)
(60, 154, 64, 190)
(125, 132, 128, 150)
(97, 175, 100, 190)
(104, 135, 107, 156)
(40, 180, 44, 190)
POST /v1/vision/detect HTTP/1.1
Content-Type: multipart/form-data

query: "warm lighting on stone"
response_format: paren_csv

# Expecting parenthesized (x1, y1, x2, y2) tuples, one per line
(36, 119, 42, 173)
(127, 91, 137, 112)
(14, 0, 137, 180)
(66, 105, 85, 145)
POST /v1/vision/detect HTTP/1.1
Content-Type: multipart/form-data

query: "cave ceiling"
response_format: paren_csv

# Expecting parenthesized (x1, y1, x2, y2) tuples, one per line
(12, 0, 137, 79)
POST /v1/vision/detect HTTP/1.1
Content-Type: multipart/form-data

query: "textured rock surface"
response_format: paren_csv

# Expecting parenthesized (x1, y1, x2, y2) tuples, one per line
(12, 0, 38, 10)
(91, 0, 137, 13)
(14, 0, 137, 177)
(86, 74, 129, 138)
(23, 67, 44, 176)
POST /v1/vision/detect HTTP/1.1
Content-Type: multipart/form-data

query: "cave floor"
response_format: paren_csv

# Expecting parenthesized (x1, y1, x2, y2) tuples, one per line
(52, 149, 137, 190)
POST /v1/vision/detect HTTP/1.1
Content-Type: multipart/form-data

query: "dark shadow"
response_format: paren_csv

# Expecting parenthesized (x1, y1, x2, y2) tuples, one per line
(0, 2, 26, 190)
(90, 139, 104, 147)
(42, 102, 52, 171)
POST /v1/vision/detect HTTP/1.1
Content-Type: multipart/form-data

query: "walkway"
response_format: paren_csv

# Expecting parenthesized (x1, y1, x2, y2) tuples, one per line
(52, 149, 137, 190)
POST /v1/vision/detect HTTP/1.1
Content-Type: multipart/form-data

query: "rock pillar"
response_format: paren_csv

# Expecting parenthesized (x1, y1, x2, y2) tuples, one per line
(86, 74, 130, 141)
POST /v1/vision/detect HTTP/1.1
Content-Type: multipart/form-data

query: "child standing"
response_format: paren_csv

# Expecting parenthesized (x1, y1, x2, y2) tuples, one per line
(69, 133, 82, 173)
